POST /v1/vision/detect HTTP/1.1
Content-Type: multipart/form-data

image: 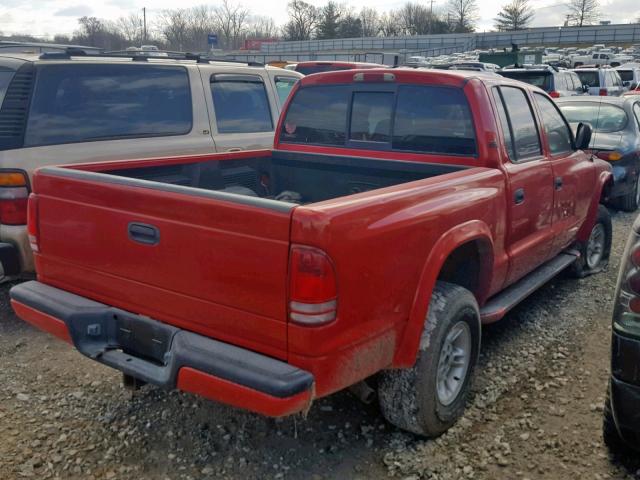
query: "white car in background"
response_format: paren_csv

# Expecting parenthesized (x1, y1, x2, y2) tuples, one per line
(616, 64, 640, 89)
(574, 67, 625, 96)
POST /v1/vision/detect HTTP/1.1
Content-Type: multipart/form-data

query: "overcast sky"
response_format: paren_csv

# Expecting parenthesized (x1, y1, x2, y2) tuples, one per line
(1, 0, 639, 39)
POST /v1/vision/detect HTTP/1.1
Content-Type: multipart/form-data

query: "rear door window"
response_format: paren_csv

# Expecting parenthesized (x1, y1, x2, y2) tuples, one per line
(210, 74, 273, 134)
(499, 71, 551, 91)
(534, 93, 573, 155)
(492, 88, 515, 160)
(25, 64, 192, 147)
(497, 86, 542, 161)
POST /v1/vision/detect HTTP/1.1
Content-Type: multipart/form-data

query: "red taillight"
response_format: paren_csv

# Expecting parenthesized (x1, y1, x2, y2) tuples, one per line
(27, 194, 39, 253)
(549, 91, 560, 98)
(599, 88, 608, 96)
(0, 171, 29, 225)
(288, 245, 337, 326)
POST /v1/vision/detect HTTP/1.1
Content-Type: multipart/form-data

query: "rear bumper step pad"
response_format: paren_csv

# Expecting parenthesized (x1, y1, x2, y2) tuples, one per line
(10, 281, 315, 417)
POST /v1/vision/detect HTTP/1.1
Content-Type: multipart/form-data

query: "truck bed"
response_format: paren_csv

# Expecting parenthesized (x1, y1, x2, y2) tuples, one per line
(81, 151, 467, 207)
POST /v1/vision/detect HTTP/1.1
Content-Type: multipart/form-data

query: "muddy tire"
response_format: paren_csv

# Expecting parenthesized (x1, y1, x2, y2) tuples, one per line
(378, 281, 480, 437)
(603, 385, 632, 455)
(571, 205, 612, 278)
(613, 175, 640, 212)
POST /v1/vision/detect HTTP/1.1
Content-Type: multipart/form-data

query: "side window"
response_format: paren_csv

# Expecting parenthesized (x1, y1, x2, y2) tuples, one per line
(274, 76, 298, 105)
(492, 88, 515, 160)
(534, 93, 574, 155)
(210, 74, 272, 134)
(25, 64, 192, 147)
(499, 87, 542, 161)
(349, 92, 394, 142)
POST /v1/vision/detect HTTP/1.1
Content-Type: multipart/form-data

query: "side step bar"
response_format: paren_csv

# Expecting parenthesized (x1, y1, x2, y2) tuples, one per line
(480, 252, 578, 324)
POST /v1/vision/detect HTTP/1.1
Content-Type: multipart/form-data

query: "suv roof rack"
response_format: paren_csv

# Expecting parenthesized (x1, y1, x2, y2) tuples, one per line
(39, 48, 264, 67)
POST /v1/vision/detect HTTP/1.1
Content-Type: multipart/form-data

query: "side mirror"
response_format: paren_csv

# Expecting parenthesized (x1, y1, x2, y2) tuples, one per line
(575, 122, 592, 150)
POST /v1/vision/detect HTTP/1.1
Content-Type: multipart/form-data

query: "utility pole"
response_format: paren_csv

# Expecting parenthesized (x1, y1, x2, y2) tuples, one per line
(143, 7, 147, 43)
(429, 0, 434, 34)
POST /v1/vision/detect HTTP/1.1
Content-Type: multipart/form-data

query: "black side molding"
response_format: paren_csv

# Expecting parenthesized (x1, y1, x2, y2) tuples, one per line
(11, 281, 314, 398)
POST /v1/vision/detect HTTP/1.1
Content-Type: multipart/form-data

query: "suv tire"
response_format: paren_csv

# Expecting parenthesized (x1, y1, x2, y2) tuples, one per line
(378, 281, 480, 437)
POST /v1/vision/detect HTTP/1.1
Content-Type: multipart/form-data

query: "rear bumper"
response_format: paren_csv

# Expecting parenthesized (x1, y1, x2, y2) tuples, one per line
(10, 281, 315, 417)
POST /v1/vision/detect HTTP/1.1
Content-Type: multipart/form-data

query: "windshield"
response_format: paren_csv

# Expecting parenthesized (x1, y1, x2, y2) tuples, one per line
(558, 102, 628, 133)
(295, 64, 351, 75)
(499, 71, 552, 91)
(575, 71, 600, 88)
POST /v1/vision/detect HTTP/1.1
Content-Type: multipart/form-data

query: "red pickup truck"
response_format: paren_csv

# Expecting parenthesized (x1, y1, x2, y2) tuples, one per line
(11, 69, 613, 437)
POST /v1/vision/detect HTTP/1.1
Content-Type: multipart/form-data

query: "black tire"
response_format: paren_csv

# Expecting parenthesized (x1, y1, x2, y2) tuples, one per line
(613, 175, 640, 212)
(571, 204, 612, 278)
(378, 281, 480, 437)
(603, 385, 633, 455)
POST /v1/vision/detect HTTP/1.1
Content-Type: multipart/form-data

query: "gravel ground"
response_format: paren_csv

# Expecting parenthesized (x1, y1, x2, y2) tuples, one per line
(1, 210, 639, 480)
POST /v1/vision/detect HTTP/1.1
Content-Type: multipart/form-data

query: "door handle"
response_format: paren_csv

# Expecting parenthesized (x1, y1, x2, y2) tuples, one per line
(227, 147, 243, 152)
(514, 188, 525, 205)
(128, 222, 160, 246)
(554, 176, 563, 190)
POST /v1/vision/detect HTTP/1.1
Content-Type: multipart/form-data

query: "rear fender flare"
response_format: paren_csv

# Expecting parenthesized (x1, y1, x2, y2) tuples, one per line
(392, 220, 494, 368)
(577, 170, 613, 243)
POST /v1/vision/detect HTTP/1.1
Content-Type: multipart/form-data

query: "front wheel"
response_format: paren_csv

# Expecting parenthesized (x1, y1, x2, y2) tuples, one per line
(571, 205, 612, 278)
(378, 281, 480, 437)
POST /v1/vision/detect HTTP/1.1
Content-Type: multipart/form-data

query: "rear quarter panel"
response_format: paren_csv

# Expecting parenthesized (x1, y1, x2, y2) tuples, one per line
(288, 167, 507, 396)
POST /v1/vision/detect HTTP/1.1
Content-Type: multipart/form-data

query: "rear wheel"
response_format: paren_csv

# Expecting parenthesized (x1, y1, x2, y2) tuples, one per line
(378, 281, 480, 437)
(615, 175, 640, 212)
(571, 205, 612, 277)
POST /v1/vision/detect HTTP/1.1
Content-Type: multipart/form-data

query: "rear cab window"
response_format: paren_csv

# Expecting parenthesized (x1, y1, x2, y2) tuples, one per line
(210, 74, 273, 134)
(25, 64, 192, 147)
(280, 83, 477, 157)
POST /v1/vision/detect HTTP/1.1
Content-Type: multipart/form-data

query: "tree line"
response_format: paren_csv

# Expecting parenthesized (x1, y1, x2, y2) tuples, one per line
(1, 0, 607, 51)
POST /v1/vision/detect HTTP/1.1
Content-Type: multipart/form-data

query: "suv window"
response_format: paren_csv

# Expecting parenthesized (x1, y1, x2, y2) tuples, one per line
(0, 67, 15, 107)
(497, 87, 542, 161)
(274, 76, 298, 105)
(210, 74, 272, 134)
(576, 71, 599, 88)
(280, 85, 477, 156)
(25, 64, 191, 147)
(534, 93, 573, 155)
(499, 71, 551, 91)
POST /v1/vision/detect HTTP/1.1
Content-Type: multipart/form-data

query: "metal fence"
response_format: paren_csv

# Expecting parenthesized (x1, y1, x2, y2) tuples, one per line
(258, 23, 640, 56)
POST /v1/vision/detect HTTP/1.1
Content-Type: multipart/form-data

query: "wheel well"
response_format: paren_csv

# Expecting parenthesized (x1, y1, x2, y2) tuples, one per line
(437, 241, 487, 301)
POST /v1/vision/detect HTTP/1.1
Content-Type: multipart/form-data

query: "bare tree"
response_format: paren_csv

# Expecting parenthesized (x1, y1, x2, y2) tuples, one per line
(494, 0, 535, 31)
(157, 9, 191, 51)
(379, 11, 402, 37)
(446, 0, 478, 32)
(245, 16, 279, 39)
(283, 0, 320, 41)
(213, 0, 250, 50)
(567, 0, 599, 27)
(116, 13, 144, 45)
(360, 7, 380, 37)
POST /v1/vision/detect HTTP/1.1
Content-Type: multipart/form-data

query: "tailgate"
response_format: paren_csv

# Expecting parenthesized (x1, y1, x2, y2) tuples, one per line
(32, 168, 293, 359)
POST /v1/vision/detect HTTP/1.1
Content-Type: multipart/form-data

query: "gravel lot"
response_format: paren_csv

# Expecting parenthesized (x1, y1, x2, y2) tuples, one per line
(1, 210, 639, 480)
